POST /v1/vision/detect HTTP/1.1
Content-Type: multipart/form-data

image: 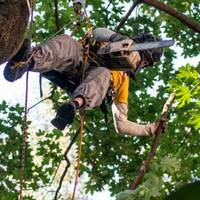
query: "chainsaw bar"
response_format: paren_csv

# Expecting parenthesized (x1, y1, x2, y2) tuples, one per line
(99, 39, 175, 55)
(131, 39, 175, 52)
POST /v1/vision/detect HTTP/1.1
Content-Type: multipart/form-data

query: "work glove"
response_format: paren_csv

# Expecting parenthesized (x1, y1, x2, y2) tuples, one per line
(146, 116, 168, 136)
(51, 101, 77, 130)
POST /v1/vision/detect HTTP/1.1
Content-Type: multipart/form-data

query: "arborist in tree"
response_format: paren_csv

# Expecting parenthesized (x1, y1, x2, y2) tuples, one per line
(3, 27, 168, 136)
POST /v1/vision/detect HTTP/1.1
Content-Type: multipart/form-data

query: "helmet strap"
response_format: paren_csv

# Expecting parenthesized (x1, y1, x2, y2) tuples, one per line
(134, 52, 152, 73)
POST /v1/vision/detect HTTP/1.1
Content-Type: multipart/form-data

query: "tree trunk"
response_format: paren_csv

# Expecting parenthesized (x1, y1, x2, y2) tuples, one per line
(143, 0, 200, 34)
(0, 0, 29, 65)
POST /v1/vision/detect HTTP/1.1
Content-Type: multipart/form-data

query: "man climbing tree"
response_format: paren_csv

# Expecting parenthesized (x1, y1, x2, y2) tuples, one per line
(3, 27, 167, 136)
(1, 0, 200, 199)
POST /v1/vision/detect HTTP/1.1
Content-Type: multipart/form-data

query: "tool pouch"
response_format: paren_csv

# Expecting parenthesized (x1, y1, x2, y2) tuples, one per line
(98, 39, 137, 71)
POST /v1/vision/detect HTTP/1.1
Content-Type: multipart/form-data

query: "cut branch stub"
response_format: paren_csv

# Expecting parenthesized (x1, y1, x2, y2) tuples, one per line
(0, 0, 29, 65)
(130, 92, 176, 190)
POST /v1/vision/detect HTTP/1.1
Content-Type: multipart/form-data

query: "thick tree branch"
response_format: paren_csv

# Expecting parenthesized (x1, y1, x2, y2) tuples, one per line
(130, 92, 176, 190)
(142, 0, 200, 33)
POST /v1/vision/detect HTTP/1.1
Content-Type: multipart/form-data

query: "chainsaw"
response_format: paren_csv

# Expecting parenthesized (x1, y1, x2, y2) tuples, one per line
(97, 39, 175, 70)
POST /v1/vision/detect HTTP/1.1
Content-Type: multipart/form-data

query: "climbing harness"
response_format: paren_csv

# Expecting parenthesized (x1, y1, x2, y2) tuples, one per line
(39, 0, 89, 98)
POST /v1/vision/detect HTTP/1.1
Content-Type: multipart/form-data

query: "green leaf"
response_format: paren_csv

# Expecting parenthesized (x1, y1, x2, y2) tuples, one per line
(161, 156, 180, 174)
(116, 190, 135, 200)
(188, 111, 200, 130)
(177, 64, 198, 82)
(176, 85, 191, 107)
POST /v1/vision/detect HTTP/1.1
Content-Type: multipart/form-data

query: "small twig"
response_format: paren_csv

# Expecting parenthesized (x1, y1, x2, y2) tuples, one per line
(53, 0, 60, 32)
(115, 0, 141, 32)
(130, 92, 176, 190)
(104, 0, 113, 27)
(27, 86, 56, 113)
(174, 127, 192, 156)
(190, 82, 200, 93)
(27, 95, 51, 113)
(53, 160, 70, 200)
(53, 128, 80, 200)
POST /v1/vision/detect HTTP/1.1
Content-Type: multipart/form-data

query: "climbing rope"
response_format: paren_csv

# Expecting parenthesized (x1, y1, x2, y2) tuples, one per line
(19, 71, 29, 200)
(26, 0, 32, 17)
(71, 24, 92, 200)
(71, 115, 84, 200)
(19, 1, 35, 200)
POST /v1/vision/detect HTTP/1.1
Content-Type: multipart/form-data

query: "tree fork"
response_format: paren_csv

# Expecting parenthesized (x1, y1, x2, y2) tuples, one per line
(142, 0, 200, 33)
(131, 92, 176, 190)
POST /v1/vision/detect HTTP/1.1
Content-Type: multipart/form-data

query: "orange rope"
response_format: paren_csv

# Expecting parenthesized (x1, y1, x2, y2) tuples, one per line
(70, 25, 92, 199)
(19, 1, 34, 199)
(71, 115, 84, 200)
(19, 71, 29, 200)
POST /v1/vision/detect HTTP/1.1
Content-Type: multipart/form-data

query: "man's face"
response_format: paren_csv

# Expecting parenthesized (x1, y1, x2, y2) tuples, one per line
(130, 51, 141, 71)
(134, 52, 152, 72)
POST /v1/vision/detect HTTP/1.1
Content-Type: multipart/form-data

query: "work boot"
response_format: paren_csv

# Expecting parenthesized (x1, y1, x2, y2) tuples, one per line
(4, 39, 32, 82)
(51, 101, 77, 130)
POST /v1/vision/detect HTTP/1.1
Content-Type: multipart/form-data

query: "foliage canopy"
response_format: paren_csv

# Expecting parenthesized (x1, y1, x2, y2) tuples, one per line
(0, 0, 199, 199)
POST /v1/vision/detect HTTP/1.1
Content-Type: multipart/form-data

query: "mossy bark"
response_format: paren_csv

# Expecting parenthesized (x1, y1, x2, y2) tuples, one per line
(0, 0, 29, 64)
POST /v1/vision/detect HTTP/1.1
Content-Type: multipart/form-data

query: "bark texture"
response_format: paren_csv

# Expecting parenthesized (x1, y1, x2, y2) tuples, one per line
(143, 0, 200, 33)
(0, 0, 29, 64)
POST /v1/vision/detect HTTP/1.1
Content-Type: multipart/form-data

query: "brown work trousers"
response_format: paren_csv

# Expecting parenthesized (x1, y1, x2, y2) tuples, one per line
(32, 34, 111, 109)
(31, 34, 149, 136)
